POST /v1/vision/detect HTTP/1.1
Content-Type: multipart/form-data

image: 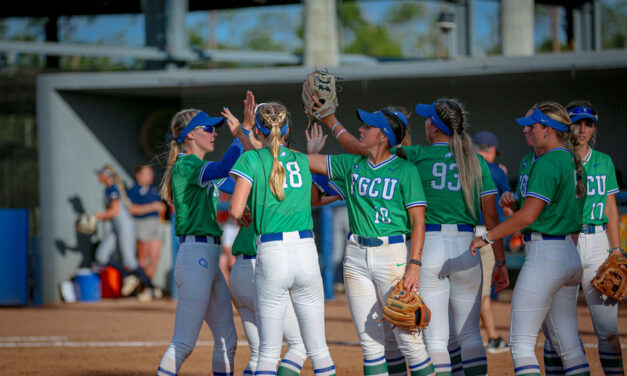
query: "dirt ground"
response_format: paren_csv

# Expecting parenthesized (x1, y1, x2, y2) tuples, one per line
(0, 295, 625, 375)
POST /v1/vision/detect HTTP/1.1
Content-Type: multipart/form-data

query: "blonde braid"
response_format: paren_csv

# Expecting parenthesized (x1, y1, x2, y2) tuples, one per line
(437, 99, 482, 219)
(258, 103, 289, 201)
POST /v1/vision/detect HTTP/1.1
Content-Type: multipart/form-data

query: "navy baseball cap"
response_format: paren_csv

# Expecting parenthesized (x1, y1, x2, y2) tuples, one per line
(176, 111, 225, 143)
(568, 106, 598, 124)
(516, 108, 569, 132)
(356, 109, 399, 146)
(415, 102, 452, 136)
(473, 131, 499, 149)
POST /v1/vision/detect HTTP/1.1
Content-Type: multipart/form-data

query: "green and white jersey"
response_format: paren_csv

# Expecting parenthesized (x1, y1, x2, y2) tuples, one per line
(514, 152, 536, 207)
(232, 223, 257, 257)
(522, 147, 583, 235)
(231, 146, 313, 235)
(400, 143, 497, 225)
(327, 154, 426, 237)
(172, 153, 226, 237)
(581, 148, 620, 225)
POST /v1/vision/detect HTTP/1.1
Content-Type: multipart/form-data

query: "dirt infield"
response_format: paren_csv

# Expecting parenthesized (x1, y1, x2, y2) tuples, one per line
(0, 296, 625, 375)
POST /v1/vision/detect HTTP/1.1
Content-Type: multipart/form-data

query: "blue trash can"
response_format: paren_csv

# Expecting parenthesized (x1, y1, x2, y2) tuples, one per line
(0, 209, 29, 306)
(75, 268, 101, 302)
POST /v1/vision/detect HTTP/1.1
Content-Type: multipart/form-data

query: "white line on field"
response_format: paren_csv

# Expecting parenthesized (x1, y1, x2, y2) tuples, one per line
(0, 338, 624, 350)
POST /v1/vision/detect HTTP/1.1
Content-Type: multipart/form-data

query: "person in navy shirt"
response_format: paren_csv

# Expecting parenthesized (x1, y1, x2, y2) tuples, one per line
(127, 164, 167, 286)
(473, 131, 512, 354)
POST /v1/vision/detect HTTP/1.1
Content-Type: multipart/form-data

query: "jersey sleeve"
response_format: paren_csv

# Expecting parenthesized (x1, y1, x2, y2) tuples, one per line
(401, 164, 426, 209)
(106, 185, 121, 201)
(605, 155, 620, 195)
(525, 158, 559, 204)
(478, 155, 498, 197)
(328, 179, 347, 200)
(230, 150, 257, 186)
(176, 155, 215, 188)
(327, 154, 360, 181)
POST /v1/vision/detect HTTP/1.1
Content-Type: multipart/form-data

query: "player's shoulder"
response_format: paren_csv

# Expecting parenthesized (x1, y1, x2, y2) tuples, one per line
(537, 147, 571, 168)
(127, 183, 140, 195)
(590, 149, 614, 165)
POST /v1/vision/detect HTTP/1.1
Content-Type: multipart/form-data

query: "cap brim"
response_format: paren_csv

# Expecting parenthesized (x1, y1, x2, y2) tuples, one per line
(415, 104, 434, 118)
(356, 109, 386, 129)
(203, 117, 226, 127)
(516, 116, 536, 126)
(570, 114, 597, 123)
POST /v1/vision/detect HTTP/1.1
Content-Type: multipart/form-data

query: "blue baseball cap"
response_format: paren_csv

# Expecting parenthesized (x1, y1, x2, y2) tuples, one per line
(176, 112, 225, 143)
(516, 108, 569, 132)
(568, 106, 598, 124)
(415, 102, 452, 136)
(356, 109, 398, 146)
(473, 131, 499, 149)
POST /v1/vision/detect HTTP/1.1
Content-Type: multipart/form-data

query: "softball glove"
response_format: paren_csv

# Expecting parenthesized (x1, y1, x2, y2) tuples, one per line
(592, 252, 627, 301)
(382, 279, 431, 333)
(302, 69, 338, 123)
(77, 214, 97, 235)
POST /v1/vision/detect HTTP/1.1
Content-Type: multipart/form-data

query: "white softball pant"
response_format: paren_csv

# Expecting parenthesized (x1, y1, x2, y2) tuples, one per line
(95, 215, 138, 270)
(510, 235, 588, 376)
(230, 254, 307, 375)
(419, 227, 486, 375)
(157, 240, 237, 376)
(344, 236, 434, 376)
(254, 231, 335, 376)
(543, 228, 624, 375)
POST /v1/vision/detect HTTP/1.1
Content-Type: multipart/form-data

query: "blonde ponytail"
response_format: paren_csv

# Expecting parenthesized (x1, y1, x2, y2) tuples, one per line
(436, 99, 482, 219)
(159, 108, 201, 205)
(256, 103, 289, 201)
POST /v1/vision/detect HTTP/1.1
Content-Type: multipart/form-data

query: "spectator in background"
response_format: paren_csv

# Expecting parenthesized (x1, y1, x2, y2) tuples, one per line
(218, 191, 238, 285)
(94, 164, 153, 300)
(473, 131, 512, 353)
(128, 163, 167, 298)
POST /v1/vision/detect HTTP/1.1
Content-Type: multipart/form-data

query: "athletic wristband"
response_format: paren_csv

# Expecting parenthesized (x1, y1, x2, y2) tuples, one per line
(409, 259, 422, 267)
(331, 121, 342, 134)
(495, 259, 506, 268)
(335, 129, 347, 139)
(482, 231, 494, 245)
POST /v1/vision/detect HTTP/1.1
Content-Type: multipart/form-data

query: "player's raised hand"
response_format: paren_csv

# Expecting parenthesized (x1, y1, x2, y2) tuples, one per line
(491, 263, 509, 294)
(306, 123, 328, 154)
(221, 107, 241, 135)
(242, 90, 256, 131)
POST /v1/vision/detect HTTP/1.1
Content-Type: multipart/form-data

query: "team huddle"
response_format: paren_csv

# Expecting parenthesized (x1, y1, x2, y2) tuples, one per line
(155, 71, 624, 376)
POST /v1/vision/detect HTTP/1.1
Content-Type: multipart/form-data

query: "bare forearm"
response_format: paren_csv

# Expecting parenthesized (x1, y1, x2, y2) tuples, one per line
(605, 194, 621, 249)
(320, 115, 366, 155)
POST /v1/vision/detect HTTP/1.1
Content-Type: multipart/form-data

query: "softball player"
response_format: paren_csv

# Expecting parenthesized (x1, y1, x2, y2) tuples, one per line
(307, 123, 410, 376)
(542, 101, 624, 375)
(229, 219, 308, 376)
(94, 164, 151, 296)
(395, 99, 505, 376)
(157, 107, 251, 376)
(470, 101, 590, 376)
(229, 102, 335, 376)
(308, 108, 435, 376)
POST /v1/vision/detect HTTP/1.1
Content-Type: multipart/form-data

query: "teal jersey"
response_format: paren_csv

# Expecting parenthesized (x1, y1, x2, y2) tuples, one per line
(327, 154, 426, 237)
(172, 154, 225, 237)
(231, 146, 313, 235)
(581, 148, 620, 225)
(523, 147, 583, 235)
(232, 223, 257, 256)
(514, 152, 536, 207)
(400, 143, 497, 225)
